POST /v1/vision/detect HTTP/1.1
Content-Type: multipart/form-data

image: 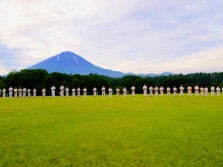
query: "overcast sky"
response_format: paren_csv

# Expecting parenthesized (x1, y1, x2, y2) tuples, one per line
(0, 0, 223, 75)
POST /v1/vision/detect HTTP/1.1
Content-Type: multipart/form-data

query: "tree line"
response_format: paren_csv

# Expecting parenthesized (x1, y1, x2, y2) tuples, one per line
(0, 69, 223, 95)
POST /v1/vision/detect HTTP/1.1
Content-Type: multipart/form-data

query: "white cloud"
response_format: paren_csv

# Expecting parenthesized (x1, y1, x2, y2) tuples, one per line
(129, 47, 223, 74)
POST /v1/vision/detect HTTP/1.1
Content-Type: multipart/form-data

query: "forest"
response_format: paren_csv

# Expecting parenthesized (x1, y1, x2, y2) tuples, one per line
(0, 69, 223, 95)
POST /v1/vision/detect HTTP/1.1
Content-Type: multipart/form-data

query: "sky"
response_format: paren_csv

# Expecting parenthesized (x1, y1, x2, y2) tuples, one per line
(0, 0, 223, 75)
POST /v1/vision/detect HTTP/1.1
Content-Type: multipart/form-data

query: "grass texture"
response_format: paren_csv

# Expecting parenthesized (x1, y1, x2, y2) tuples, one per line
(0, 95, 223, 167)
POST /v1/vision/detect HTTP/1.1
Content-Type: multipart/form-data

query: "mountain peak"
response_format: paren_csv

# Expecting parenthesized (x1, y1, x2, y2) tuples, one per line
(28, 51, 124, 77)
(28, 51, 174, 77)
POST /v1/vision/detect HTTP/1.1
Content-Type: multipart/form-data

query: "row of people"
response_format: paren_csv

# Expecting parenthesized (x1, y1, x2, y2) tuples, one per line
(1, 85, 223, 97)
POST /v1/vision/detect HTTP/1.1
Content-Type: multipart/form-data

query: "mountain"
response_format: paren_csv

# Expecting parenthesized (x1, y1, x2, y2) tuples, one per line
(28, 51, 125, 77)
(28, 51, 174, 77)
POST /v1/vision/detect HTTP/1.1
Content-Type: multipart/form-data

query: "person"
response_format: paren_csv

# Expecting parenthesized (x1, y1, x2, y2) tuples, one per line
(154, 86, 158, 96)
(149, 86, 153, 96)
(33, 88, 37, 97)
(179, 85, 184, 96)
(216, 86, 221, 96)
(23, 87, 27, 97)
(83, 87, 87, 96)
(18, 88, 22, 98)
(14, 87, 18, 98)
(116, 87, 120, 96)
(204, 86, 208, 96)
(8, 86, 13, 97)
(0, 88, 1, 97)
(194, 85, 199, 96)
(211, 86, 215, 96)
(72, 88, 76, 96)
(60, 85, 65, 97)
(131, 85, 135, 96)
(42, 88, 46, 97)
(143, 84, 147, 96)
(222, 87, 223, 96)
(2, 88, 6, 98)
(167, 86, 171, 96)
(93, 87, 97, 96)
(108, 87, 113, 96)
(77, 87, 81, 96)
(200, 87, 203, 96)
(51, 85, 56, 97)
(101, 86, 106, 96)
(173, 86, 177, 97)
(187, 86, 192, 96)
(123, 87, 127, 96)
(65, 87, 69, 97)
(160, 86, 164, 96)
(27, 89, 31, 97)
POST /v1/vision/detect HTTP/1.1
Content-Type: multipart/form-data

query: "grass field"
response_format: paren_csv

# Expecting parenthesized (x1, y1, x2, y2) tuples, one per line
(0, 95, 223, 167)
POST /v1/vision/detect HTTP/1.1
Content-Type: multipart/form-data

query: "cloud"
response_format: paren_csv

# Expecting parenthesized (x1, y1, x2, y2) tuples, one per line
(128, 47, 223, 74)
(0, 0, 223, 75)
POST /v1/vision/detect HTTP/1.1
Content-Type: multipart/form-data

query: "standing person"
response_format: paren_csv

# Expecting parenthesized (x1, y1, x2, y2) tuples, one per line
(65, 87, 69, 97)
(200, 87, 205, 96)
(51, 85, 56, 97)
(222, 87, 223, 96)
(101, 86, 106, 96)
(14, 87, 18, 98)
(2, 88, 6, 98)
(8, 86, 13, 97)
(167, 86, 171, 96)
(33, 88, 37, 97)
(72, 88, 76, 97)
(216, 86, 221, 96)
(204, 86, 208, 96)
(23, 87, 27, 97)
(160, 86, 164, 96)
(187, 86, 192, 96)
(154, 86, 158, 96)
(143, 84, 147, 96)
(149, 86, 153, 96)
(116, 87, 120, 96)
(42, 88, 46, 97)
(179, 85, 184, 96)
(123, 87, 127, 96)
(60, 85, 65, 97)
(211, 86, 215, 96)
(27, 89, 31, 97)
(108, 87, 113, 97)
(194, 85, 199, 96)
(18, 88, 22, 98)
(173, 86, 177, 97)
(0, 88, 1, 97)
(83, 87, 87, 96)
(131, 85, 135, 96)
(77, 87, 81, 96)
(93, 87, 97, 97)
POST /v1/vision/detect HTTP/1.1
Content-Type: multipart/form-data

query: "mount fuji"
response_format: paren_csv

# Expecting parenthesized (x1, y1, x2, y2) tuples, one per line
(28, 51, 173, 77)
(28, 51, 125, 77)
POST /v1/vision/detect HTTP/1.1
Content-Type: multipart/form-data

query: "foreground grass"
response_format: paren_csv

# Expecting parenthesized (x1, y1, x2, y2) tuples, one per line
(0, 95, 223, 167)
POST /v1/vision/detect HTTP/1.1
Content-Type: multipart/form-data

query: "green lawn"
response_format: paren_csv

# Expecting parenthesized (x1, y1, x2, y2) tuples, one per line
(0, 95, 223, 167)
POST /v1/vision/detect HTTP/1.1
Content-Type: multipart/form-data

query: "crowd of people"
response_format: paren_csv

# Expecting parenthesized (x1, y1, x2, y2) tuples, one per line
(1, 84, 223, 98)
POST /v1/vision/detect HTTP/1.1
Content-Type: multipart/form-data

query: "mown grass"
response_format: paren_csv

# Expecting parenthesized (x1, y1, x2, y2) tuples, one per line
(0, 95, 223, 167)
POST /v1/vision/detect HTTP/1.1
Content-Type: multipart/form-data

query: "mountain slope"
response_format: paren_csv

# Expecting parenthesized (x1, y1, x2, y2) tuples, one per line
(28, 51, 174, 77)
(28, 51, 125, 77)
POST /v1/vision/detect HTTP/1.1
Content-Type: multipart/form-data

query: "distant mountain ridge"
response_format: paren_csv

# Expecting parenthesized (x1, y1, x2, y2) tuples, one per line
(28, 51, 173, 77)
